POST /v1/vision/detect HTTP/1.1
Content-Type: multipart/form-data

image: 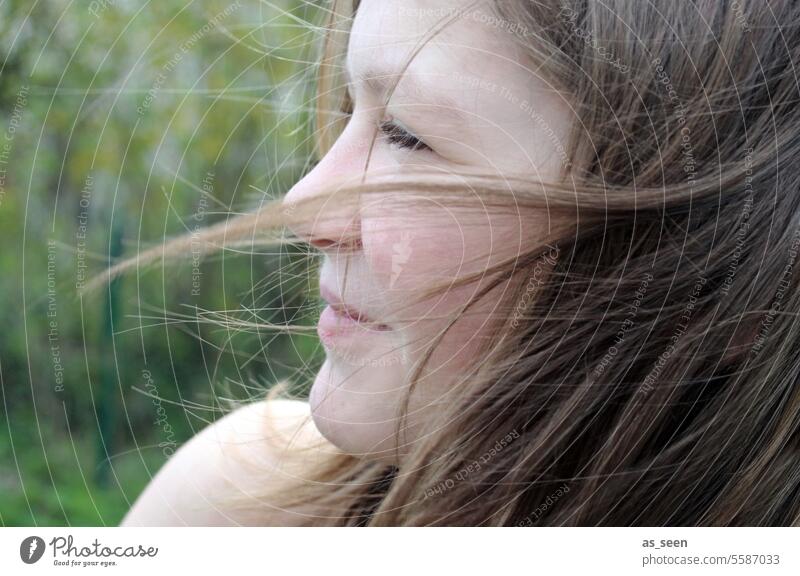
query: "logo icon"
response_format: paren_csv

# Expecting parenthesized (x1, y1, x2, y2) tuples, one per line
(20, 536, 46, 564)
(390, 232, 413, 288)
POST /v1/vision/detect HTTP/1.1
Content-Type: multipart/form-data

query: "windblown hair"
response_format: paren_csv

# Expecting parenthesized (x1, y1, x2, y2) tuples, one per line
(107, 0, 800, 525)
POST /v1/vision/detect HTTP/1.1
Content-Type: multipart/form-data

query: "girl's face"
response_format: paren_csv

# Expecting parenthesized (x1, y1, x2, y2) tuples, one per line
(283, 0, 571, 461)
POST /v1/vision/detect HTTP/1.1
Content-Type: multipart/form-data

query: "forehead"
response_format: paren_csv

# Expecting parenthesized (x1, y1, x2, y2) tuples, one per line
(347, 0, 572, 176)
(348, 0, 522, 87)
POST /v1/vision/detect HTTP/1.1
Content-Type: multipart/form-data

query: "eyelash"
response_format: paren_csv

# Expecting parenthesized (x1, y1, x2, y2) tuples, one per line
(379, 119, 433, 153)
(343, 86, 432, 153)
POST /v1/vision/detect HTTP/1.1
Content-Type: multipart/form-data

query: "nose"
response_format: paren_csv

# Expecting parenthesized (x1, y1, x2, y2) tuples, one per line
(282, 123, 369, 251)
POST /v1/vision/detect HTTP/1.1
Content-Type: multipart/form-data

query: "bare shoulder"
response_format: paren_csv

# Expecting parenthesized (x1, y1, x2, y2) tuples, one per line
(121, 399, 329, 526)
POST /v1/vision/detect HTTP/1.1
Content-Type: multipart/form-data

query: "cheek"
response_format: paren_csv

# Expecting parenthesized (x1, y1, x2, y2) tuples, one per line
(360, 204, 465, 291)
(361, 200, 543, 299)
(361, 201, 542, 376)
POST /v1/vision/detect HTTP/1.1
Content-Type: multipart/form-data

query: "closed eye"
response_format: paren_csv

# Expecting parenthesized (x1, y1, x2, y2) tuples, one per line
(379, 119, 433, 152)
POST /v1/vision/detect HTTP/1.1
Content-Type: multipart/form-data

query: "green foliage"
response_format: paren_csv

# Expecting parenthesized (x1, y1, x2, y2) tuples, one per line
(0, 0, 325, 525)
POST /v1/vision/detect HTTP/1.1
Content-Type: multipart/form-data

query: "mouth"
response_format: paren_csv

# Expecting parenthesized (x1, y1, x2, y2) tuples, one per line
(317, 284, 392, 345)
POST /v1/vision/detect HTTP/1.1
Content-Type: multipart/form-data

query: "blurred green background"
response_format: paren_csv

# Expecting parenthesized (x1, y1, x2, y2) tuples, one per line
(0, 0, 326, 525)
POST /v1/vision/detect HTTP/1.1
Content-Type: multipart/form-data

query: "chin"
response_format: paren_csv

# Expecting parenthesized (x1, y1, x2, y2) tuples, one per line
(308, 358, 405, 464)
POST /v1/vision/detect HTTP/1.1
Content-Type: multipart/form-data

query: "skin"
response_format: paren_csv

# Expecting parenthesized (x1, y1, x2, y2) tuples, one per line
(283, 0, 572, 461)
(123, 0, 573, 525)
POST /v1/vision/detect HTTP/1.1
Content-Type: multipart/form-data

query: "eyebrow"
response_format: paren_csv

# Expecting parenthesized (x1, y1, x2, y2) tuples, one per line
(344, 64, 469, 124)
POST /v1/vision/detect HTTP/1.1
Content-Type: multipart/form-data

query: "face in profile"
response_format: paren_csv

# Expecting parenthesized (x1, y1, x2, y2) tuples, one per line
(282, 0, 572, 461)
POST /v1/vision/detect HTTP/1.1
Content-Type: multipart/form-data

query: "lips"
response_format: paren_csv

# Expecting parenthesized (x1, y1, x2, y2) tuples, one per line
(319, 284, 376, 323)
(317, 284, 391, 345)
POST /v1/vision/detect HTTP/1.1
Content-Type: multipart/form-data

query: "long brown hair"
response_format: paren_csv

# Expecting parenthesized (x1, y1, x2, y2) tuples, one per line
(102, 0, 800, 525)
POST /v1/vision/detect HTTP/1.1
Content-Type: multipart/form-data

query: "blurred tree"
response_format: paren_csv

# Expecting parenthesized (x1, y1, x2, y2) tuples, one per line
(0, 0, 326, 525)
